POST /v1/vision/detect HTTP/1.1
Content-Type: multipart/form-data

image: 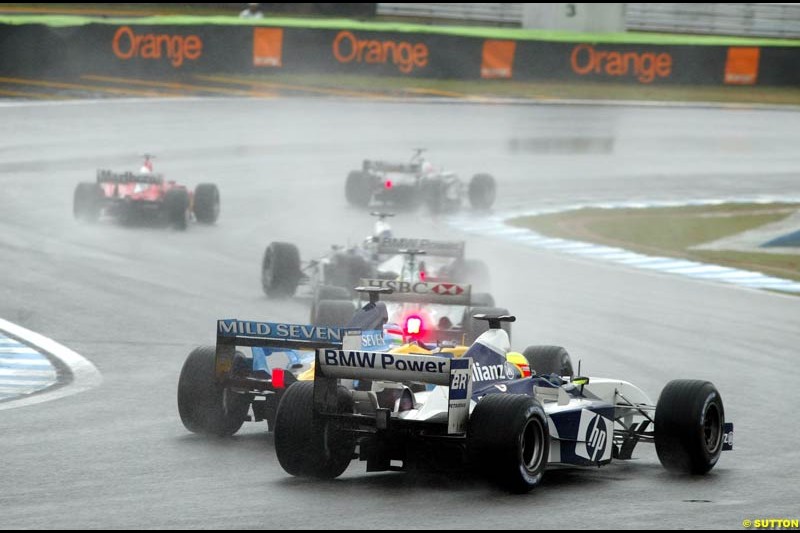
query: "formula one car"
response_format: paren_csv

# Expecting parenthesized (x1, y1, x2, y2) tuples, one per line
(261, 213, 490, 308)
(312, 278, 509, 347)
(345, 149, 496, 212)
(273, 304, 734, 493)
(73, 155, 220, 230)
(177, 318, 384, 436)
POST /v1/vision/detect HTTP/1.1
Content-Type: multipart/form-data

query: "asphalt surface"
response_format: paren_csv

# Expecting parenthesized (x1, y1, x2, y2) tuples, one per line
(1, 97, 799, 529)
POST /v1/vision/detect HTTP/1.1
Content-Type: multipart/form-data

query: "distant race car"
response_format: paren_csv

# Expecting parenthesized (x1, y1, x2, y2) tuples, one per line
(345, 149, 496, 212)
(273, 304, 734, 493)
(260, 214, 492, 320)
(73, 155, 220, 230)
(312, 278, 510, 347)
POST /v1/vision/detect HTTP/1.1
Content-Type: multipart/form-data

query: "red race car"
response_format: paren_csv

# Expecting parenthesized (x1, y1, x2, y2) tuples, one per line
(73, 155, 220, 230)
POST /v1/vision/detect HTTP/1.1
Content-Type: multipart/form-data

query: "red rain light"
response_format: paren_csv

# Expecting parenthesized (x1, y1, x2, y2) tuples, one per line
(405, 315, 423, 336)
(385, 180, 393, 189)
(272, 367, 286, 389)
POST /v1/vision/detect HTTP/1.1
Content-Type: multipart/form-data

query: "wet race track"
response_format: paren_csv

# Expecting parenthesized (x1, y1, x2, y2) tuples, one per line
(0, 97, 798, 529)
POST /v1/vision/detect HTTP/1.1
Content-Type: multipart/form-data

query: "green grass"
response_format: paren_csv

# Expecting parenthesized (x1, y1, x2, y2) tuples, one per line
(509, 203, 800, 283)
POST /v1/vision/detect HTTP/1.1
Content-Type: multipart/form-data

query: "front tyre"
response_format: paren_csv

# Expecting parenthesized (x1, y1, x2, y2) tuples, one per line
(261, 242, 301, 298)
(522, 345, 574, 378)
(655, 379, 725, 474)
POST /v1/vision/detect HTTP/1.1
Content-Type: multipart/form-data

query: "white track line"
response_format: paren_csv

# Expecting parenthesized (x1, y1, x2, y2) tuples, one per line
(448, 196, 800, 294)
(0, 318, 102, 411)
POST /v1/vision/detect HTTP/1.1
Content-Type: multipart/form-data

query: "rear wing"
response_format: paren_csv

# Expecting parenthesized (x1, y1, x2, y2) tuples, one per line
(358, 279, 471, 306)
(96, 169, 164, 185)
(214, 319, 385, 378)
(377, 238, 465, 258)
(363, 160, 421, 173)
(314, 348, 473, 435)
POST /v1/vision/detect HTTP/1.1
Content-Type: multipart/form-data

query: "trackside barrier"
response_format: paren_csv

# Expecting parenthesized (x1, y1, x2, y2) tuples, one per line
(0, 22, 798, 86)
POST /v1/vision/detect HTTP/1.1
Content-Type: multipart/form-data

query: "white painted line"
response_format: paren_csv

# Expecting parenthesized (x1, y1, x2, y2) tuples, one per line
(0, 318, 101, 411)
(448, 195, 800, 295)
(638, 260, 701, 270)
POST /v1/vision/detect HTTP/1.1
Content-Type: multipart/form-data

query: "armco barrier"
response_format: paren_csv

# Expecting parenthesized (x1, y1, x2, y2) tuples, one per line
(0, 22, 798, 86)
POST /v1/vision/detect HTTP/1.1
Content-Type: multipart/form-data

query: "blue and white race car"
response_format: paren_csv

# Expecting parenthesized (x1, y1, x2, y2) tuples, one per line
(177, 319, 388, 436)
(273, 308, 734, 492)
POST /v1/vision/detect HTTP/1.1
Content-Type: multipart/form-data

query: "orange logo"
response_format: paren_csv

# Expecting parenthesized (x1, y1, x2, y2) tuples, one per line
(112, 26, 202, 68)
(253, 28, 283, 67)
(570, 44, 671, 84)
(481, 40, 516, 79)
(724, 47, 760, 85)
(332, 30, 428, 74)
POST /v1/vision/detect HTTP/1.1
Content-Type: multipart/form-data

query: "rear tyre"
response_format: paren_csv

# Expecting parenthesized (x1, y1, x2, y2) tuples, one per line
(522, 345, 574, 378)
(177, 346, 249, 437)
(311, 285, 352, 323)
(193, 183, 220, 224)
(327, 254, 374, 295)
(468, 173, 496, 210)
(261, 242, 301, 298)
(73, 182, 103, 222)
(274, 381, 355, 478)
(345, 171, 373, 207)
(313, 300, 356, 327)
(655, 380, 725, 474)
(463, 306, 511, 344)
(422, 179, 444, 213)
(468, 394, 549, 493)
(164, 188, 190, 230)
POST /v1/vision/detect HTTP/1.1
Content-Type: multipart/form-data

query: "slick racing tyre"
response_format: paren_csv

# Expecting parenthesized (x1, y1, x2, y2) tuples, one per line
(274, 381, 355, 478)
(193, 183, 220, 224)
(522, 345, 574, 378)
(313, 300, 356, 327)
(345, 171, 373, 207)
(468, 173, 496, 210)
(310, 285, 352, 323)
(463, 306, 511, 345)
(468, 394, 550, 493)
(164, 188, 190, 230)
(655, 380, 725, 474)
(261, 242, 302, 298)
(73, 182, 103, 222)
(177, 346, 249, 437)
(327, 253, 373, 295)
